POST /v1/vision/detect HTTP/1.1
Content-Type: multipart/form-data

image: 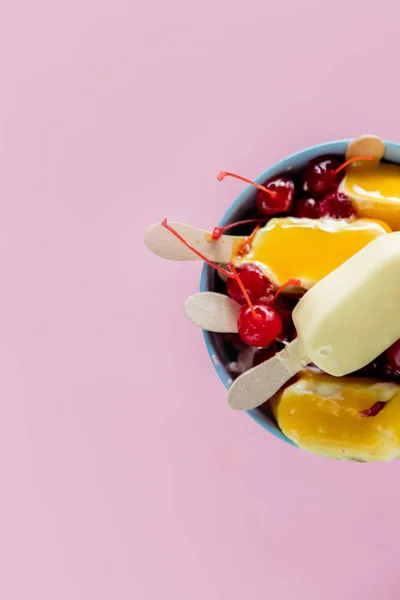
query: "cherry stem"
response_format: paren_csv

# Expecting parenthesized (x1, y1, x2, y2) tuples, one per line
(217, 171, 276, 197)
(333, 155, 374, 176)
(272, 279, 301, 304)
(212, 219, 266, 240)
(228, 263, 260, 320)
(161, 219, 233, 278)
(237, 223, 261, 257)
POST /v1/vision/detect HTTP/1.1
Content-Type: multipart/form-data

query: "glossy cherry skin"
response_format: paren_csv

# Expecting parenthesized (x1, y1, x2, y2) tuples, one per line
(294, 197, 319, 219)
(303, 156, 342, 198)
(256, 176, 295, 216)
(226, 264, 274, 305)
(318, 191, 356, 219)
(237, 304, 282, 347)
(386, 339, 400, 374)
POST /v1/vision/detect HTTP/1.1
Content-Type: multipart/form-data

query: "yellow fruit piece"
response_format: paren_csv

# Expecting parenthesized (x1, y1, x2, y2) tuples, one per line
(232, 217, 390, 289)
(271, 370, 400, 462)
(342, 163, 400, 231)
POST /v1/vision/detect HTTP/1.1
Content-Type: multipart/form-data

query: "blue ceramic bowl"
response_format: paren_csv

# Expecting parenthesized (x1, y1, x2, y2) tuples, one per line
(200, 138, 400, 446)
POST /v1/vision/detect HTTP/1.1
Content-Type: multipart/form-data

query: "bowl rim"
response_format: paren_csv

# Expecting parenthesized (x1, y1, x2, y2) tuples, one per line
(200, 137, 400, 446)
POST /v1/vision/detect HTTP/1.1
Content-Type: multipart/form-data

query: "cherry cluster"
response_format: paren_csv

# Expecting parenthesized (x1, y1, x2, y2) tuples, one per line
(161, 149, 400, 385)
(218, 154, 372, 222)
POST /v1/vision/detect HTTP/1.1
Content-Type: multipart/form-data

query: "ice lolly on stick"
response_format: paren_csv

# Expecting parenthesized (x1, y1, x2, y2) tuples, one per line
(340, 162, 400, 231)
(228, 232, 400, 411)
(339, 135, 400, 230)
(145, 218, 390, 289)
(270, 370, 400, 462)
(184, 292, 240, 332)
(232, 217, 390, 288)
(144, 222, 246, 262)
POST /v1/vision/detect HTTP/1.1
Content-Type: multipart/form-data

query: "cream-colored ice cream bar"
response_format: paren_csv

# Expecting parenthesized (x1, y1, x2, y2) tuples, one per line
(293, 232, 400, 376)
(228, 232, 400, 411)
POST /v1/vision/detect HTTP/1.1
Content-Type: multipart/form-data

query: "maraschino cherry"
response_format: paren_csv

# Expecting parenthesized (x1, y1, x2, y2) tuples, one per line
(256, 176, 294, 216)
(229, 263, 281, 347)
(385, 339, 400, 374)
(318, 191, 356, 219)
(236, 299, 283, 347)
(303, 156, 341, 198)
(294, 197, 319, 219)
(230, 264, 299, 347)
(226, 264, 274, 305)
(217, 171, 294, 216)
(161, 219, 299, 349)
(303, 155, 373, 198)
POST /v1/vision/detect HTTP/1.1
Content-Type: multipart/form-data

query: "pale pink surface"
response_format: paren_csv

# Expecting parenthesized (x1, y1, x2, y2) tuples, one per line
(1, 0, 400, 598)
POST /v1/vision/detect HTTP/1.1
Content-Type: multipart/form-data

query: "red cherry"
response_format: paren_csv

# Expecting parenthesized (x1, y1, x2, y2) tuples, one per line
(318, 191, 356, 219)
(228, 265, 299, 349)
(294, 197, 319, 219)
(216, 170, 294, 216)
(237, 304, 282, 347)
(385, 339, 400, 374)
(303, 156, 342, 198)
(256, 176, 295, 216)
(160, 220, 290, 350)
(303, 154, 374, 199)
(226, 264, 274, 305)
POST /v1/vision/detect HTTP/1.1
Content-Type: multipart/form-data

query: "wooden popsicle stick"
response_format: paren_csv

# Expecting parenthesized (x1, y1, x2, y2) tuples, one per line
(184, 292, 240, 332)
(227, 338, 309, 411)
(345, 135, 385, 162)
(144, 222, 246, 262)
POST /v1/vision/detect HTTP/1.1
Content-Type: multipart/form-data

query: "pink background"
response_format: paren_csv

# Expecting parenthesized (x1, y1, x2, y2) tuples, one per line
(1, 0, 400, 598)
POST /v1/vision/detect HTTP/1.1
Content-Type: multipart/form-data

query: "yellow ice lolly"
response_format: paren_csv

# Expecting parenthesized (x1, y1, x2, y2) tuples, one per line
(271, 370, 400, 462)
(342, 162, 400, 231)
(232, 216, 390, 289)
